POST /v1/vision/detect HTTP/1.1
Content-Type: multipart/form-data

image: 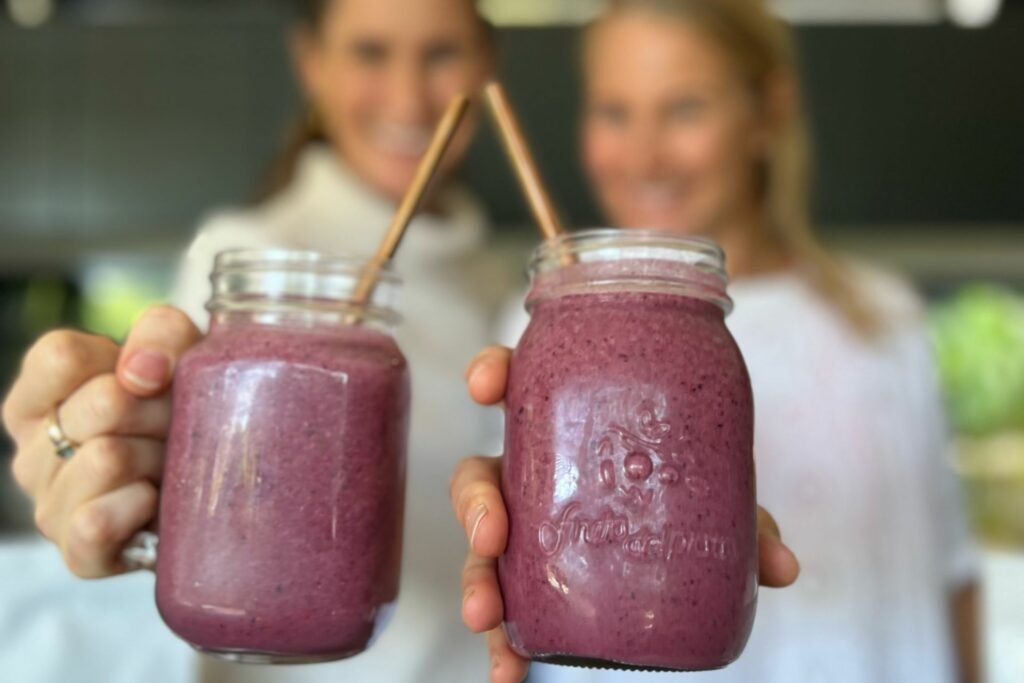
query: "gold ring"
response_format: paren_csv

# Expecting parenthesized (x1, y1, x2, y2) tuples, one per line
(45, 410, 78, 460)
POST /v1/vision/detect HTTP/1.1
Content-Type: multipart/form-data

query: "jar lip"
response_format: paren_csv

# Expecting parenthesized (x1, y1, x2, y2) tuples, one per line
(208, 248, 403, 327)
(530, 228, 726, 276)
(214, 248, 401, 285)
(526, 228, 732, 313)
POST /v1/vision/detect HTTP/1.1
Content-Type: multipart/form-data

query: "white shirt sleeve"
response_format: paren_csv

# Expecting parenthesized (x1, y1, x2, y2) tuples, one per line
(906, 323, 980, 588)
(938, 450, 980, 588)
(933, 413, 981, 588)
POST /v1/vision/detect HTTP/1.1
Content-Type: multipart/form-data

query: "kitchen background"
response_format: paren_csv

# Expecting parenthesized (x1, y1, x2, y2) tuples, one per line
(1, 0, 1022, 680)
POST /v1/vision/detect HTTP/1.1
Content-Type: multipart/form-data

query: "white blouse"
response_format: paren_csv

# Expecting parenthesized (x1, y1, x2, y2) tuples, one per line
(523, 265, 977, 683)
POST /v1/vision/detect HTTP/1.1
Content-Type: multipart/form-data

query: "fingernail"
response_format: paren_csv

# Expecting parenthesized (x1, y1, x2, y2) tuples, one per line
(467, 358, 489, 386)
(123, 350, 171, 391)
(468, 503, 488, 549)
(463, 587, 475, 609)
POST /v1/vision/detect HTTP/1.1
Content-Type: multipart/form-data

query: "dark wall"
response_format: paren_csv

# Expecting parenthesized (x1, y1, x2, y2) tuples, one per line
(798, 16, 1024, 225)
(0, 24, 296, 240)
(1, 8, 1023, 243)
(476, 12, 1024, 228)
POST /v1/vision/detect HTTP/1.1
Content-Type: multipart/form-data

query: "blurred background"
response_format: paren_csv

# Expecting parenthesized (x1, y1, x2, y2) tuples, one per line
(1, 0, 1022, 680)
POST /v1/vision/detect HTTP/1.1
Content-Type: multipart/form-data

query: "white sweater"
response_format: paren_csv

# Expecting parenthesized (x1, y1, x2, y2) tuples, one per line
(518, 266, 977, 683)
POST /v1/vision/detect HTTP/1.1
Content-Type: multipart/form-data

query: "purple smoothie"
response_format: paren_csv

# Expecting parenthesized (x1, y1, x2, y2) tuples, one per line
(156, 320, 409, 662)
(501, 248, 757, 671)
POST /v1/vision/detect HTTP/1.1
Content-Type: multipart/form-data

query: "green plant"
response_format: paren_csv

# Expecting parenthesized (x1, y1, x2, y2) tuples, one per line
(931, 285, 1024, 435)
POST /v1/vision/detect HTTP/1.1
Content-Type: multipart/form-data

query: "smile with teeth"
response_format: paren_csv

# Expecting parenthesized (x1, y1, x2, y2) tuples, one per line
(626, 181, 686, 211)
(370, 122, 433, 158)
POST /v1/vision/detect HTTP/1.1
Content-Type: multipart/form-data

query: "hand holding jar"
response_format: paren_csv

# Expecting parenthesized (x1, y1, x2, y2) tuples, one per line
(3, 305, 201, 578)
(450, 231, 801, 681)
(3, 250, 410, 664)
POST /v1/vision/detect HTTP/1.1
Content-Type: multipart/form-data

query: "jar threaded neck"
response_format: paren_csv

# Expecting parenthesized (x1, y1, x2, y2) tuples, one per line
(208, 249, 402, 328)
(527, 229, 732, 313)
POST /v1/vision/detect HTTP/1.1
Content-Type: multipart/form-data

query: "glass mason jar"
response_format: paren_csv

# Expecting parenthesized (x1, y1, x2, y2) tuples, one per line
(154, 250, 410, 663)
(500, 229, 757, 671)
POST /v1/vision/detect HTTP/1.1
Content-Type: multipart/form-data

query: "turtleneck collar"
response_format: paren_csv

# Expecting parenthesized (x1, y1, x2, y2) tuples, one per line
(264, 143, 487, 271)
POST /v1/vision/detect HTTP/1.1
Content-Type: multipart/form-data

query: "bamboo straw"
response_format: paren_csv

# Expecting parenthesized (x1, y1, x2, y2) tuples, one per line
(348, 94, 471, 323)
(483, 82, 565, 240)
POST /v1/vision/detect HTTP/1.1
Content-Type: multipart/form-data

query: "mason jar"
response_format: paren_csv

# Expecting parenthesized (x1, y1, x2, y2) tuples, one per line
(500, 229, 757, 671)
(154, 249, 409, 663)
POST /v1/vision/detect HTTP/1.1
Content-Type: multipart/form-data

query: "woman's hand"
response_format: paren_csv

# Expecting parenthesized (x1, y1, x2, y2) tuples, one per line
(2, 305, 201, 578)
(450, 346, 801, 683)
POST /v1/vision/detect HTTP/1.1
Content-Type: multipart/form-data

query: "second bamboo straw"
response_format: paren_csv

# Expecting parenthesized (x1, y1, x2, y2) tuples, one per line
(348, 93, 472, 322)
(483, 82, 565, 240)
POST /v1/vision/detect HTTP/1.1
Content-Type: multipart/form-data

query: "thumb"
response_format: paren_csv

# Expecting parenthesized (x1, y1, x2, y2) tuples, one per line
(465, 346, 513, 406)
(116, 305, 203, 397)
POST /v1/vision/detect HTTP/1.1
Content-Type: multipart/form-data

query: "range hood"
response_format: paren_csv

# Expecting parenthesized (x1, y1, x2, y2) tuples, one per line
(774, 0, 944, 23)
(4, 0, 286, 26)
(478, 0, 1001, 26)
(4, 0, 1004, 27)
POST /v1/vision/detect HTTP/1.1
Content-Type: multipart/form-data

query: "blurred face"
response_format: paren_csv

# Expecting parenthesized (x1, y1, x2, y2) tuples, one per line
(582, 14, 770, 237)
(296, 0, 492, 201)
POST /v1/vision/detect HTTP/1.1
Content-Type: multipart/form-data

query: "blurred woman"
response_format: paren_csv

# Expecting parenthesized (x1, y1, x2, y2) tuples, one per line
(3, 0, 501, 681)
(450, 1, 980, 682)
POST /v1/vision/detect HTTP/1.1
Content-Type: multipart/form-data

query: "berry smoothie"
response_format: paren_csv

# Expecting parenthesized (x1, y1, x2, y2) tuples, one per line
(501, 282, 757, 670)
(156, 321, 409, 662)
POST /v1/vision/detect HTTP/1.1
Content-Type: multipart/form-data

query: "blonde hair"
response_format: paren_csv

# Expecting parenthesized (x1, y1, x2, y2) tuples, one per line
(586, 0, 879, 336)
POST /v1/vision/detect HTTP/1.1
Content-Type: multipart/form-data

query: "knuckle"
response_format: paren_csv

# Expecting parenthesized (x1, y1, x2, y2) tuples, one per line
(138, 304, 195, 341)
(70, 502, 116, 549)
(10, 452, 33, 493)
(463, 454, 486, 468)
(82, 437, 131, 484)
(136, 481, 159, 515)
(461, 479, 492, 503)
(33, 502, 54, 539)
(463, 555, 492, 581)
(63, 542, 92, 579)
(448, 459, 471, 501)
(1, 392, 17, 433)
(32, 330, 90, 383)
(86, 375, 130, 428)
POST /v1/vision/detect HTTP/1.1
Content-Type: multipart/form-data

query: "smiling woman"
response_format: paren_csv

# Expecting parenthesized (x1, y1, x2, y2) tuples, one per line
(447, 1, 982, 682)
(259, 0, 494, 202)
(170, 2, 507, 676)
(580, 0, 878, 336)
(0, 0, 506, 681)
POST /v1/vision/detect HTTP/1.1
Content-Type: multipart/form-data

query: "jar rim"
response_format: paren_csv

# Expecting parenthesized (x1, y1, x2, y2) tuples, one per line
(530, 228, 726, 276)
(526, 228, 732, 313)
(214, 249, 401, 285)
(208, 248, 403, 327)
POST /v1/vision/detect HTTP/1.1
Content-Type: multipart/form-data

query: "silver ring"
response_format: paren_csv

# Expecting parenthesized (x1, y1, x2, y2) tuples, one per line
(45, 410, 78, 460)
